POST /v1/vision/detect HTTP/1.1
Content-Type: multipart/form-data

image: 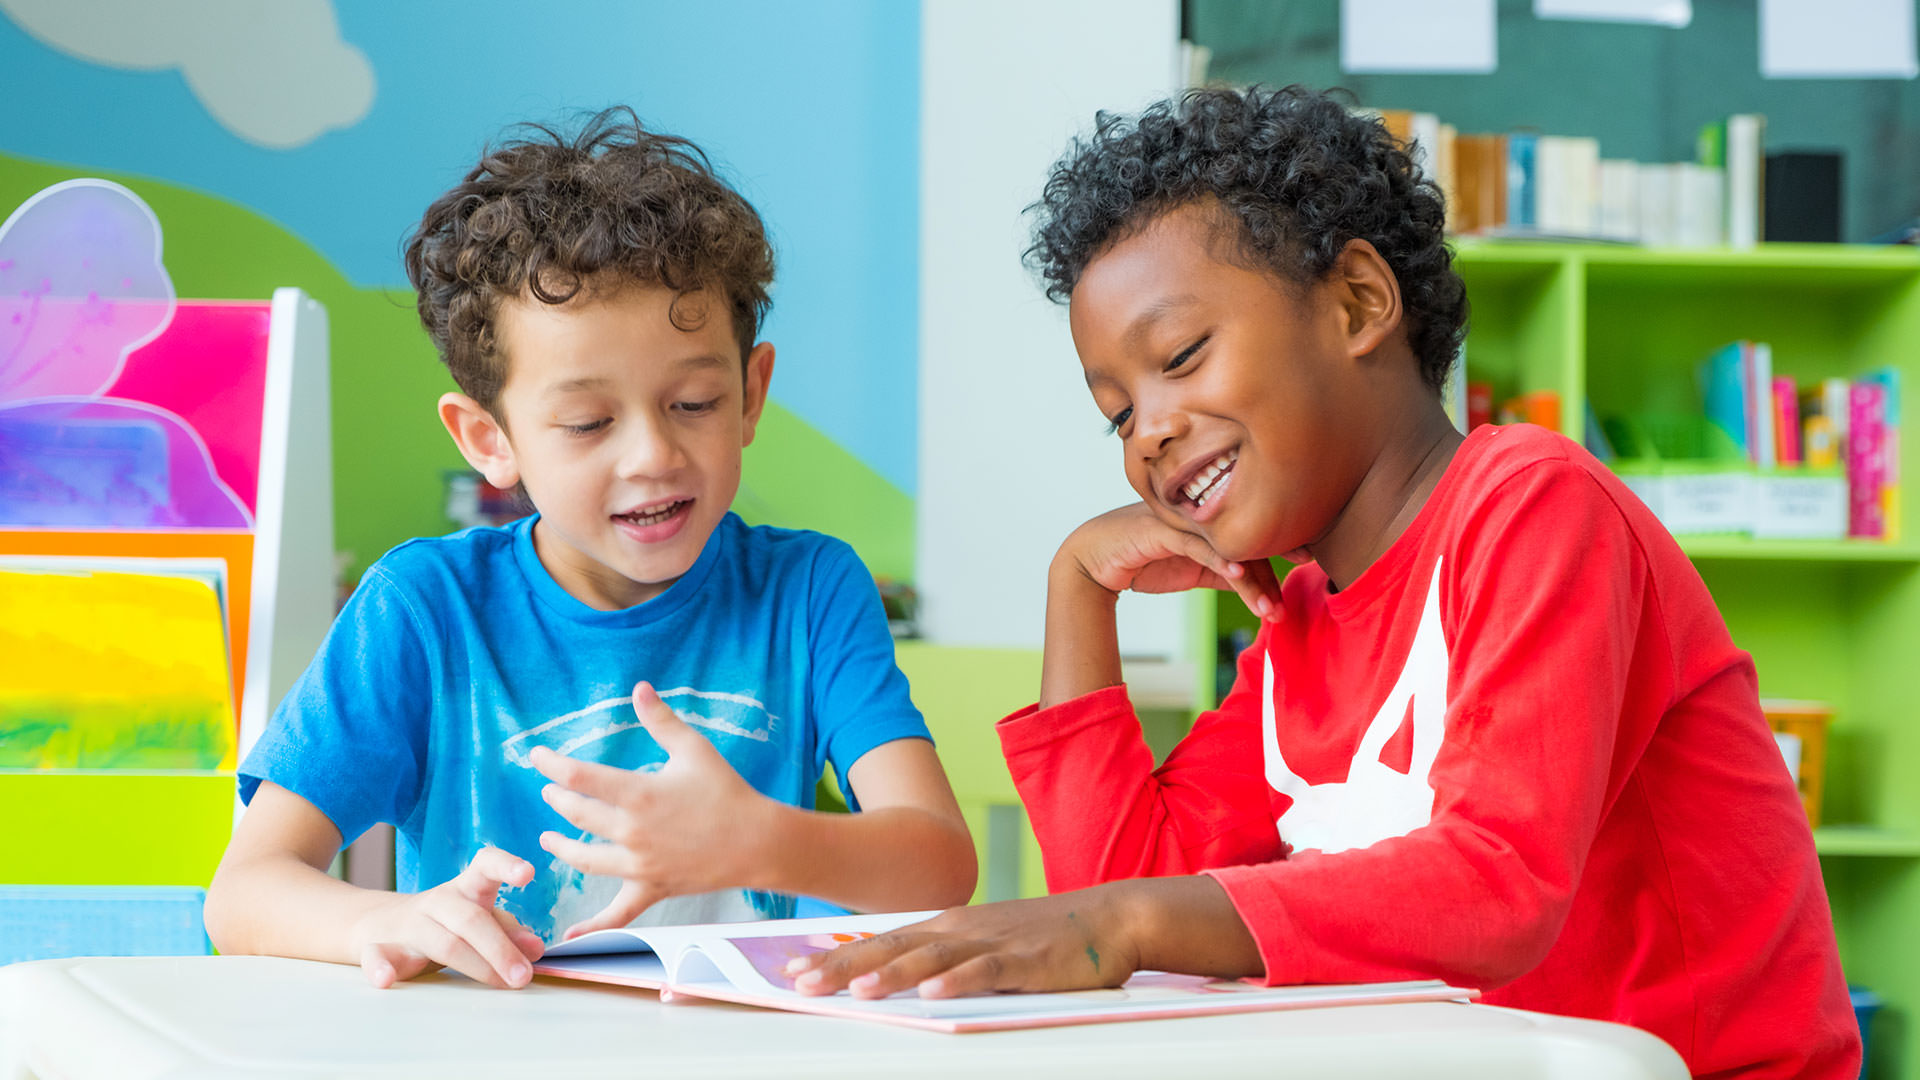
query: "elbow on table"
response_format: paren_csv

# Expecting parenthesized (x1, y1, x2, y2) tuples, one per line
(1439, 896, 1571, 989)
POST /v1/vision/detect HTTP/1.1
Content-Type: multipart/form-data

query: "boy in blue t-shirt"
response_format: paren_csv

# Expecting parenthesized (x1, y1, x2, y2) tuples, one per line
(204, 108, 977, 991)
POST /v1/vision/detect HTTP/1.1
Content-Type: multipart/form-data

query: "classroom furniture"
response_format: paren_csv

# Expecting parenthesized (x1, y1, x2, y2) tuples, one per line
(0, 283, 332, 890)
(0, 954, 1688, 1079)
(0, 887, 207, 968)
(0, 178, 335, 954)
(1199, 240, 1920, 1078)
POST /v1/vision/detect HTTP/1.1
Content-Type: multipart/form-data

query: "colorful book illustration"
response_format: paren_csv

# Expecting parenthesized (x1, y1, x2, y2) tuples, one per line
(532, 911, 1476, 1033)
(0, 559, 235, 769)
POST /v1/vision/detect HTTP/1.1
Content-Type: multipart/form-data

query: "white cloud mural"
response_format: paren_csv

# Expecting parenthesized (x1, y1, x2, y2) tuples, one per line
(0, 0, 374, 149)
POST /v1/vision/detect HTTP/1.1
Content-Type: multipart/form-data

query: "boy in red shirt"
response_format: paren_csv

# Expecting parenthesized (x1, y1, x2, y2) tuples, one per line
(790, 86, 1858, 1077)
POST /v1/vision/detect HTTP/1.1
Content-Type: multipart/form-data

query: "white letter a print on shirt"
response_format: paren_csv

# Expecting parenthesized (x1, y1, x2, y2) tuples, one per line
(1263, 560, 1450, 854)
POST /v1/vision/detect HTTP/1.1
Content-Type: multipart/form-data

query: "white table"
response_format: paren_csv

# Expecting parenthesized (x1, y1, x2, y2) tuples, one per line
(0, 956, 1687, 1079)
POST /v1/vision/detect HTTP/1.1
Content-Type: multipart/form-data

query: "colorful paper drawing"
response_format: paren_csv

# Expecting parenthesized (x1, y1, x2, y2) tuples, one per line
(730, 930, 878, 989)
(0, 567, 236, 769)
(0, 179, 254, 529)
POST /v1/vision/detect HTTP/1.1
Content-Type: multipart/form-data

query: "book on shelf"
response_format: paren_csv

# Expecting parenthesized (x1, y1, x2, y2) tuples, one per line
(1506, 132, 1538, 230)
(1773, 376, 1803, 466)
(1369, 103, 1771, 247)
(531, 910, 1476, 1033)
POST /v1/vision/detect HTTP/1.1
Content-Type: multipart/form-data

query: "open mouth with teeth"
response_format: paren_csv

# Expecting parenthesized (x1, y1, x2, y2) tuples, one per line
(1180, 449, 1238, 509)
(615, 499, 691, 528)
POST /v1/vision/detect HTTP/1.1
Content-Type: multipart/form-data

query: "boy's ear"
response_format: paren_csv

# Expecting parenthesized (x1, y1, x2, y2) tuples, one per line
(739, 341, 776, 448)
(439, 392, 521, 490)
(1332, 239, 1404, 361)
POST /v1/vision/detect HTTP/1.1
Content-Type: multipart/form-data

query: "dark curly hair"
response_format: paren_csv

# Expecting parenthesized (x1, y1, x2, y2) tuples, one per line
(1026, 85, 1467, 392)
(405, 106, 774, 412)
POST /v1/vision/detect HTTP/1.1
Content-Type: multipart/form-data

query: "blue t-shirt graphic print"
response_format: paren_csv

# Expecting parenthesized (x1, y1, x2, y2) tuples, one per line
(239, 512, 930, 941)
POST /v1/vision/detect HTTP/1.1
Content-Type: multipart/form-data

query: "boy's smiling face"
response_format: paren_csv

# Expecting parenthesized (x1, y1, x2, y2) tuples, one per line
(1069, 203, 1390, 565)
(443, 283, 772, 610)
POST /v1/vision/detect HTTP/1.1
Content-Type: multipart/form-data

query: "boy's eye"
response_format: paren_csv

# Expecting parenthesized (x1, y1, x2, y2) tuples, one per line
(674, 398, 723, 415)
(1104, 406, 1133, 437)
(562, 418, 611, 436)
(1166, 335, 1209, 373)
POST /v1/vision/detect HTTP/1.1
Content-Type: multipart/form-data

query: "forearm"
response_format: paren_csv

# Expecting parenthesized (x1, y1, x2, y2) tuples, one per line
(751, 802, 978, 913)
(205, 851, 400, 963)
(1041, 557, 1124, 709)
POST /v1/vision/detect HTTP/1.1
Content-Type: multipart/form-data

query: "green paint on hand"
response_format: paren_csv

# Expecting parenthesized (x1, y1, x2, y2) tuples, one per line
(1068, 911, 1099, 972)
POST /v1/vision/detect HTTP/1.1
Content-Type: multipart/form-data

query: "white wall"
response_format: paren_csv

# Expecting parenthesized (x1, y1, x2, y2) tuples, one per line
(917, 0, 1184, 656)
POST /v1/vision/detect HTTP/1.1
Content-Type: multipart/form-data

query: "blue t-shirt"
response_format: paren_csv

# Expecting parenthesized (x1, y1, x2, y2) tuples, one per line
(239, 512, 930, 941)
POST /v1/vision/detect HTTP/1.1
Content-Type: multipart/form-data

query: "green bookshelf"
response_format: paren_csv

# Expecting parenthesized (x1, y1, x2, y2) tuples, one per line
(1467, 240, 1920, 1078)
(1203, 241, 1920, 1077)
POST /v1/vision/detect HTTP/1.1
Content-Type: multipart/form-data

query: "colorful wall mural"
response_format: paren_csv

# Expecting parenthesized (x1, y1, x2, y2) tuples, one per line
(0, 0, 919, 581)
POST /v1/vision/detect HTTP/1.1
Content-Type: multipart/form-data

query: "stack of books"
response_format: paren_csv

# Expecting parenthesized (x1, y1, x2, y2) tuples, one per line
(1598, 345, 1899, 541)
(1370, 110, 1765, 249)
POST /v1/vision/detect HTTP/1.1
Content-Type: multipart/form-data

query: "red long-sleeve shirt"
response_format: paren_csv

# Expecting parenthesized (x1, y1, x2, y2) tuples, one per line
(1000, 424, 1857, 1079)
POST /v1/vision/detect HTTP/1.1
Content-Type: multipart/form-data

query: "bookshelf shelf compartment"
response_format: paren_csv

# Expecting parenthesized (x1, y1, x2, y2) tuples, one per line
(1813, 827, 1920, 858)
(1675, 538, 1920, 563)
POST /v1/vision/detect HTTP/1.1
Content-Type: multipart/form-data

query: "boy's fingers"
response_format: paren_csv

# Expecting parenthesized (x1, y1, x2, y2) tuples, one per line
(919, 952, 1027, 999)
(419, 912, 529, 989)
(452, 846, 534, 905)
(361, 941, 424, 989)
(563, 881, 663, 940)
(539, 830, 635, 879)
(540, 783, 623, 837)
(791, 931, 923, 995)
(529, 748, 642, 804)
(630, 682, 714, 760)
(435, 903, 535, 988)
(843, 939, 983, 1000)
(1226, 573, 1276, 620)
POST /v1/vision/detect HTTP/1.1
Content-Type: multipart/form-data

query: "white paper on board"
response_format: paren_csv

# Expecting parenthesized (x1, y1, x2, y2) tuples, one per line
(1760, 0, 1918, 79)
(1341, 0, 1497, 74)
(1534, 0, 1691, 27)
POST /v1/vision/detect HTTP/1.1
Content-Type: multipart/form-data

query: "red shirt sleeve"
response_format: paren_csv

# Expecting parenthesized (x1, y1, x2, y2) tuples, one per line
(996, 625, 1287, 893)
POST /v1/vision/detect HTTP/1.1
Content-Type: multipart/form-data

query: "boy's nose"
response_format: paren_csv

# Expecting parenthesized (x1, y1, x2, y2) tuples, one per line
(1130, 403, 1189, 460)
(615, 421, 686, 478)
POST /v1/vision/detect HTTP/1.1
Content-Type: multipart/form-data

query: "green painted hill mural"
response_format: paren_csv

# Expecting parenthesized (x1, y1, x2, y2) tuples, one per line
(0, 153, 912, 585)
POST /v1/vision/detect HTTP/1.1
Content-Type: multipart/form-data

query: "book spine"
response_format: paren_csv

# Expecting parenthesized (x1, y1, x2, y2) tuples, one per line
(1726, 114, 1764, 249)
(1850, 380, 1888, 538)
(1871, 367, 1901, 541)
(1598, 160, 1639, 242)
(1751, 343, 1775, 468)
(1701, 342, 1748, 453)
(1773, 376, 1801, 465)
(1507, 133, 1537, 229)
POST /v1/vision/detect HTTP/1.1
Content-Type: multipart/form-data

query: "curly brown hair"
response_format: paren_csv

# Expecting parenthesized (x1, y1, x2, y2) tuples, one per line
(1027, 86, 1466, 393)
(404, 106, 775, 412)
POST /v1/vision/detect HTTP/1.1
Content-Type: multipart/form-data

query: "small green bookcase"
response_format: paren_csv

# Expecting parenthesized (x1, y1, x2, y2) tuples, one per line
(1201, 241, 1920, 1077)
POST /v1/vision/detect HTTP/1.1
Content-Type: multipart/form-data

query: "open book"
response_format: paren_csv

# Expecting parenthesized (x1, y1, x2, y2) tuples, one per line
(532, 910, 1476, 1033)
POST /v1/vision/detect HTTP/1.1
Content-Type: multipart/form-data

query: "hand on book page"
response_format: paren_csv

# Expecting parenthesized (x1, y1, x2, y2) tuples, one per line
(785, 877, 1262, 1001)
(532, 910, 1474, 1033)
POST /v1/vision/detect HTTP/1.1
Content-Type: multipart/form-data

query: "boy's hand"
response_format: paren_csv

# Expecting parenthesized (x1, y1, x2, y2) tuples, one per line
(530, 682, 772, 940)
(1061, 503, 1279, 618)
(351, 846, 544, 989)
(783, 877, 1260, 1000)
(783, 890, 1140, 1000)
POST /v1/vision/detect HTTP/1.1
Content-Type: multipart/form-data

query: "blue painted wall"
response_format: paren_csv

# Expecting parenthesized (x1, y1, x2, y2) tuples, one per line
(0, 0, 921, 494)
